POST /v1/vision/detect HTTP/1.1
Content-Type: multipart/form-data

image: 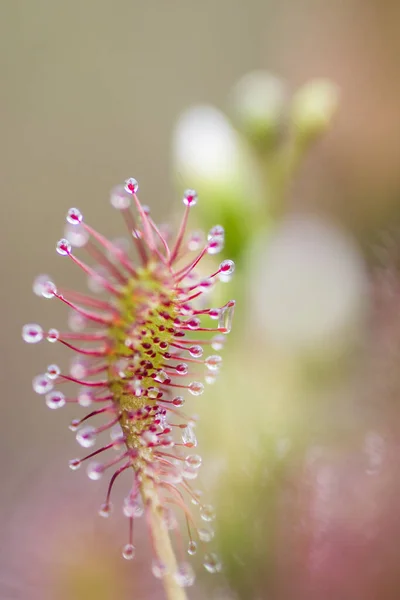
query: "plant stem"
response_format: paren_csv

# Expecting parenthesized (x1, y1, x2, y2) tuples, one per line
(143, 479, 188, 600)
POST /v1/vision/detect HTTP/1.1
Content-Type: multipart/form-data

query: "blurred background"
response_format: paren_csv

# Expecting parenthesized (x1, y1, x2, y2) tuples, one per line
(2, 1, 400, 599)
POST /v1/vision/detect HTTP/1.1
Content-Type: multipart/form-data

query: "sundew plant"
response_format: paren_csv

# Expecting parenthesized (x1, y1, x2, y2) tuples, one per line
(23, 178, 235, 600)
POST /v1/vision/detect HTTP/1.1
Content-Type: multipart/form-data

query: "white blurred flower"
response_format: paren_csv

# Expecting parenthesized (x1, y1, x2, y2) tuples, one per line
(172, 105, 242, 186)
(250, 215, 368, 355)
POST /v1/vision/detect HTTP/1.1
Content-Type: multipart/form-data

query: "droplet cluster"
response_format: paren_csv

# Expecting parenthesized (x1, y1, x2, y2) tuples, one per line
(23, 179, 235, 585)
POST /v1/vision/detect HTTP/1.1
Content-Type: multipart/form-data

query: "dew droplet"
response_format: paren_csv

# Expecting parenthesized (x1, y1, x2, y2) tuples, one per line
(185, 454, 202, 469)
(187, 540, 197, 555)
(211, 334, 225, 351)
(98, 502, 113, 518)
(219, 259, 235, 276)
(76, 425, 96, 448)
(66, 207, 83, 224)
(124, 177, 139, 195)
(187, 230, 204, 251)
(33, 274, 51, 297)
(189, 345, 203, 358)
(56, 238, 71, 256)
(22, 323, 43, 344)
(200, 504, 216, 522)
(87, 461, 104, 481)
(158, 412, 168, 431)
(122, 543, 135, 560)
(199, 278, 214, 292)
(152, 559, 168, 578)
(183, 189, 198, 207)
(207, 237, 224, 255)
(198, 526, 214, 542)
(110, 184, 131, 210)
(64, 223, 89, 248)
(123, 496, 144, 518)
(33, 374, 53, 395)
(42, 280, 57, 299)
(219, 272, 232, 283)
(69, 458, 81, 471)
(174, 562, 195, 587)
(188, 381, 204, 396)
(182, 466, 199, 480)
(46, 364, 60, 379)
(208, 225, 225, 241)
(147, 387, 159, 399)
(203, 552, 222, 573)
(218, 301, 235, 334)
(110, 424, 124, 443)
(69, 419, 80, 432)
(186, 317, 200, 330)
(182, 424, 197, 447)
(205, 355, 222, 371)
(176, 363, 188, 375)
(141, 429, 158, 446)
(191, 489, 203, 506)
(208, 308, 220, 320)
(160, 435, 175, 448)
(70, 359, 87, 379)
(77, 389, 93, 407)
(46, 328, 59, 343)
(205, 373, 218, 385)
(172, 396, 185, 407)
(180, 303, 194, 317)
(154, 369, 168, 383)
(45, 390, 66, 409)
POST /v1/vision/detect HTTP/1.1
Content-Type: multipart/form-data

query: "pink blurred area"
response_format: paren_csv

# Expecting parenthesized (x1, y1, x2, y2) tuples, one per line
(1, 460, 164, 599)
(275, 436, 400, 600)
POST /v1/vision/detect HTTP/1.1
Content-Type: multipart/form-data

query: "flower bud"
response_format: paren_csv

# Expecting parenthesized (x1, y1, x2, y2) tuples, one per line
(230, 70, 288, 149)
(291, 78, 339, 142)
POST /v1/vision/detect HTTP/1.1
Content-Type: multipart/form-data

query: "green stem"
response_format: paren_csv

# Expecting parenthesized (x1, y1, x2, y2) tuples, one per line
(143, 479, 188, 600)
(262, 136, 307, 218)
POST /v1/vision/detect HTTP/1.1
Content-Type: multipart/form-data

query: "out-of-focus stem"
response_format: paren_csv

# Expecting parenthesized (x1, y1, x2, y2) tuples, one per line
(259, 136, 306, 219)
(143, 479, 188, 600)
